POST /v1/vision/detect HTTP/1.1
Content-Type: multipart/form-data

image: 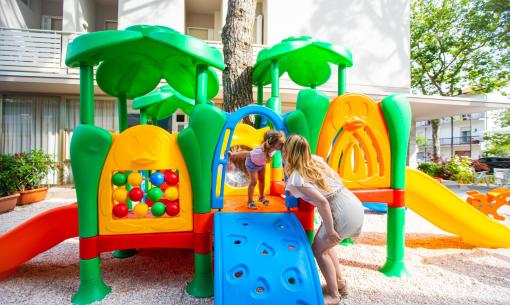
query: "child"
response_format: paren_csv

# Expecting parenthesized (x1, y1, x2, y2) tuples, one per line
(228, 130, 284, 209)
(283, 134, 364, 305)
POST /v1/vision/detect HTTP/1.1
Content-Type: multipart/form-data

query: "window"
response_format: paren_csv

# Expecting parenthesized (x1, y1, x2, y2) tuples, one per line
(104, 20, 118, 30)
(41, 16, 63, 31)
(171, 112, 189, 132)
(187, 27, 213, 40)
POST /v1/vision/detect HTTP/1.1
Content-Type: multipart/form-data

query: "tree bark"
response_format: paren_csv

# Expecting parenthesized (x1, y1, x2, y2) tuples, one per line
(431, 119, 441, 161)
(221, 0, 256, 124)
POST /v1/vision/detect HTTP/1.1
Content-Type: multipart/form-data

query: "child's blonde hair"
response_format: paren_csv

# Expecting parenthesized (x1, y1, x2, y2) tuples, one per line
(284, 134, 331, 192)
(262, 130, 283, 161)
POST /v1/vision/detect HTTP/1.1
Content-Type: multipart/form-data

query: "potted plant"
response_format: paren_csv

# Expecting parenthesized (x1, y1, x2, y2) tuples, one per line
(11, 150, 57, 205)
(0, 154, 19, 213)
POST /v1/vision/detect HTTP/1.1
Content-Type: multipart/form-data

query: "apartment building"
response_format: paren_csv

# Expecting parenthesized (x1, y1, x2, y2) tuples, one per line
(1, 0, 509, 183)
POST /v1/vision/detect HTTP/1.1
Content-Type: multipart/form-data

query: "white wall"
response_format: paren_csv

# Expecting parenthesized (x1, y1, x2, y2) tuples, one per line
(0, 0, 42, 29)
(63, 0, 95, 32)
(118, 0, 185, 32)
(265, 0, 410, 93)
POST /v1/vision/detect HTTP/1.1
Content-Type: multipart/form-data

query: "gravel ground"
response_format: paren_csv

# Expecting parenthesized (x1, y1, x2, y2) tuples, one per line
(0, 190, 509, 305)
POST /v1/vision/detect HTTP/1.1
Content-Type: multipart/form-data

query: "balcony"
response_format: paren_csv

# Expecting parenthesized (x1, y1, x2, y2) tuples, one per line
(418, 136, 482, 147)
(0, 28, 345, 100)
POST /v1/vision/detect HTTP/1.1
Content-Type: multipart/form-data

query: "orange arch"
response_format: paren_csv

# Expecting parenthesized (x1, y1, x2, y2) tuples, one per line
(317, 93, 391, 189)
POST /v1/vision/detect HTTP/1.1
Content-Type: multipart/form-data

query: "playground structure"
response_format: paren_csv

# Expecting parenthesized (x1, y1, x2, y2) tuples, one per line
(0, 25, 509, 305)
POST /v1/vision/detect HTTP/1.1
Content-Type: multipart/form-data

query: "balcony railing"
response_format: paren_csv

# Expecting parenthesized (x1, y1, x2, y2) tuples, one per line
(418, 136, 482, 147)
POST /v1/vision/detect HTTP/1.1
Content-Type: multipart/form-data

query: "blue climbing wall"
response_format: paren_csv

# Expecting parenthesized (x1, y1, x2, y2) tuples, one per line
(214, 212, 324, 305)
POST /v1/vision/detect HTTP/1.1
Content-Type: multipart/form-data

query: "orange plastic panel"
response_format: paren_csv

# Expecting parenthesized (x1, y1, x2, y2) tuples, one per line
(317, 94, 391, 189)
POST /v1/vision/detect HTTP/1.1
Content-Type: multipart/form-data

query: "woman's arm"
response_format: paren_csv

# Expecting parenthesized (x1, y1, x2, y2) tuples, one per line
(296, 186, 341, 242)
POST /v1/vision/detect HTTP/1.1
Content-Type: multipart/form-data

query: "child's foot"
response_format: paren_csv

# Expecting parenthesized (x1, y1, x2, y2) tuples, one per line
(247, 201, 258, 209)
(323, 293, 341, 305)
(337, 278, 348, 297)
(258, 196, 270, 206)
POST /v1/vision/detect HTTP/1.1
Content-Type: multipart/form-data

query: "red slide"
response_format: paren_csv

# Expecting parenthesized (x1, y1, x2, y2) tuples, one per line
(0, 203, 78, 280)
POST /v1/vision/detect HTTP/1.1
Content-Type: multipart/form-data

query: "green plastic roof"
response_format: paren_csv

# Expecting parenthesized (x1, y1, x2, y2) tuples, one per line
(132, 85, 211, 120)
(253, 36, 353, 87)
(66, 25, 224, 99)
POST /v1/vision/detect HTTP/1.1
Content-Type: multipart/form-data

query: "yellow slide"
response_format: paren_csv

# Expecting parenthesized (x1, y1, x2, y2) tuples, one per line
(405, 168, 510, 248)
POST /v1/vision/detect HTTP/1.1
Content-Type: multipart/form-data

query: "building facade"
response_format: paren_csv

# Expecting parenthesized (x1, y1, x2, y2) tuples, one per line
(1, 0, 508, 183)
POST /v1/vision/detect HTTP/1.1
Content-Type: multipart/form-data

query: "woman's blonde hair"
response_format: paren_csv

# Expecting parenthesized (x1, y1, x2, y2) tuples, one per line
(262, 130, 283, 161)
(284, 134, 331, 192)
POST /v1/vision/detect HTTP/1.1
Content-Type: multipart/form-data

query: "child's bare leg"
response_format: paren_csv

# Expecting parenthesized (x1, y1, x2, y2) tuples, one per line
(313, 231, 340, 304)
(328, 248, 347, 295)
(257, 167, 267, 202)
(247, 171, 258, 204)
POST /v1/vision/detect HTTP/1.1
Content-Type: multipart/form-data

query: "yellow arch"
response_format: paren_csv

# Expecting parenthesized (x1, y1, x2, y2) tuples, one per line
(317, 93, 391, 189)
(98, 125, 192, 235)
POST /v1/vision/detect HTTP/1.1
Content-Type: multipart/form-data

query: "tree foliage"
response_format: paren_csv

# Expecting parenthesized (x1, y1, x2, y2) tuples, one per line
(411, 0, 509, 96)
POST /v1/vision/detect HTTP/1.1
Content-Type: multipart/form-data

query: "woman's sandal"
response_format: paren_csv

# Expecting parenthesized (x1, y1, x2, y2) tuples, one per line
(247, 201, 258, 209)
(323, 293, 342, 305)
(258, 197, 270, 206)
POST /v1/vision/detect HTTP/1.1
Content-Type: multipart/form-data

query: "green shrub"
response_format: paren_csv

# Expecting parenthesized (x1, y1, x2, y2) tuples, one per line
(10, 150, 57, 191)
(0, 154, 18, 197)
(418, 155, 474, 184)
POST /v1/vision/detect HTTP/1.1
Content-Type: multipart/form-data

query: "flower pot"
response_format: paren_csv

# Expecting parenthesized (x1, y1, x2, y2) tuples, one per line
(0, 193, 20, 214)
(17, 187, 48, 205)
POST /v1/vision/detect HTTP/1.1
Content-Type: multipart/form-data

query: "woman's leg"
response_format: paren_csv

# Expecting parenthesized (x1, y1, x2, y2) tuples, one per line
(313, 227, 340, 304)
(328, 248, 347, 295)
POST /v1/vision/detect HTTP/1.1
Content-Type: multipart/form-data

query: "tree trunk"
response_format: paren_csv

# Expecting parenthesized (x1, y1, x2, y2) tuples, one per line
(431, 119, 441, 161)
(221, 0, 256, 124)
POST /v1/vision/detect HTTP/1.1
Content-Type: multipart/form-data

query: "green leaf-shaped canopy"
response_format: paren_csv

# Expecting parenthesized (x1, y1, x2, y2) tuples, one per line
(253, 36, 353, 87)
(66, 25, 224, 99)
(132, 85, 212, 121)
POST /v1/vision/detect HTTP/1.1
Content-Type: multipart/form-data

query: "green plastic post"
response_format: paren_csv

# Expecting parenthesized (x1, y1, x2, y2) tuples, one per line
(80, 65, 94, 125)
(284, 89, 329, 154)
(380, 207, 409, 277)
(186, 252, 214, 297)
(379, 94, 411, 277)
(306, 230, 314, 244)
(140, 111, 148, 125)
(338, 65, 346, 95)
(178, 105, 226, 213)
(340, 238, 354, 246)
(196, 64, 208, 105)
(254, 83, 264, 128)
(72, 257, 111, 305)
(70, 125, 112, 238)
(271, 60, 279, 97)
(118, 94, 128, 132)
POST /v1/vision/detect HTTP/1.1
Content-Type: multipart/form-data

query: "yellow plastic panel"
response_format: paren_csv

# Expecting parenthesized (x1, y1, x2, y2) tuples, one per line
(98, 125, 192, 235)
(219, 124, 272, 196)
(317, 93, 391, 189)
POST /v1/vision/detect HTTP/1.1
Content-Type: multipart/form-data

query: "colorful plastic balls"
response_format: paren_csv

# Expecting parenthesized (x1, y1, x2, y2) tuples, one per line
(112, 172, 127, 186)
(127, 172, 143, 186)
(150, 172, 165, 186)
(151, 202, 166, 217)
(128, 187, 144, 201)
(113, 188, 128, 202)
(165, 171, 179, 185)
(147, 187, 163, 202)
(159, 182, 169, 191)
(166, 202, 180, 216)
(112, 203, 128, 217)
(145, 198, 154, 207)
(133, 203, 149, 217)
(164, 187, 179, 201)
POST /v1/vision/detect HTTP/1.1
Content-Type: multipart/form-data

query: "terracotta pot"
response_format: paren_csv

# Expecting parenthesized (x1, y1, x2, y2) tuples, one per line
(17, 187, 48, 205)
(433, 177, 443, 184)
(0, 193, 20, 214)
